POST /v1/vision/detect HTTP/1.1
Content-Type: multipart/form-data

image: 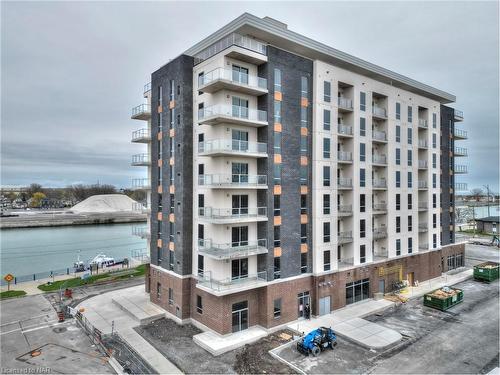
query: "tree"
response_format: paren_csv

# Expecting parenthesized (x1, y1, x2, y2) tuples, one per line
(27, 183, 43, 197)
(30, 192, 46, 208)
(470, 188, 484, 202)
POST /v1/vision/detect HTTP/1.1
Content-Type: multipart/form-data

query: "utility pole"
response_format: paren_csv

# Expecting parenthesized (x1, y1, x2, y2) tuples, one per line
(484, 185, 491, 217)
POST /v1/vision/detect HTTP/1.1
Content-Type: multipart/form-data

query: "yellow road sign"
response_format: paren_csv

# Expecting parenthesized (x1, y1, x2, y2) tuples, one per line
(4, 274, 14, 283)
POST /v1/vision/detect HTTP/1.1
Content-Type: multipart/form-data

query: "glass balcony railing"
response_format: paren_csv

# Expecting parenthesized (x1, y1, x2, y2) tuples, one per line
(372, 154, 387, 165)
(418, 140, 428, 149)
(198, 139, 267, 156)
(454, 110, 464, 121)
(197, 238, 268, 260)
(198, 105, 267, 124)
(131, 128, 151, 142)
(418, 160, 428, 169)
(132, 226, 150, 238)
(372, 106, 387, 118)
(373, 179, 387, 189)
(419, 243, 429, 251)
(338, 231, 353, 244)
(372, 130, 387, 142)
(197, 270, 268, 292)
(198, 174, 267, 188)
(373, 203, 387, 212)
(338, 178, 352, 189)
(418, 202, 428, 210)
(338, 151, 352, 162)
(455, 182, 468, 191)
(131, 153, 150, 165)
(418, 119, 428, 128)
(132, 178, 150, 190)
(338, 124, 353, 136)
(199, 207, 267, 222)
(338, 204, 353, 215)
(454, 147, 468, 156)
(194, 33, 267, 64)
(418, 224, 428, 232)
(454, 165, 468, 174)
(338, 97, 353, 110)
(198, 68, 267, 90)
(418, 181, 428, 189)
(454, 128, 468, 139)
(373, 228, 387, 239)
(338, 257, 354, 269)
(143, 82, 151, 95)
(131, 104, 151, 119)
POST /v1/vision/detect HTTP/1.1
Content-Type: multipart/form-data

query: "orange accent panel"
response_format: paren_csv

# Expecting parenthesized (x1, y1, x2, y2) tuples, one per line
(301, 214, 308, 224)
(301, 98, 308, 107)
(300, 244, 308, 253)
(158, 185, 163, 194)
(157, 132, 163, 140)
(157, 212, 163, 221)
(300, 156, 308, 166)
(169, 185, 175, 194)
(274, 247, 282, 257)
(274, 91, 282, 101)
(274, 123, 282, 132)
(158, 159, 163, 167)
(157, 239, 162, 248)
(301, 127, 308, 136)
(274, 154, 282, 164)
(169, 242, 175, 251)
(169, 213, 175, 222)
(274, 216, 282, 226)
(301, 186, 308, 194)
(169, 129, 175, 137)
(170, 157, 175, 166)
(158, 105, 163, 113)
(274, 185, 282, 195)
(169, 100, 175, 109)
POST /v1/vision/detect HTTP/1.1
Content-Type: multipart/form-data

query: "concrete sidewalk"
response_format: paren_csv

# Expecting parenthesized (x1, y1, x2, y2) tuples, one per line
(76, 285, 181, 374)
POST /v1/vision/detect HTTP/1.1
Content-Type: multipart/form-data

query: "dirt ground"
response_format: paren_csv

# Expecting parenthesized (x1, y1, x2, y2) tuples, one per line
(135, 318, 296, 374)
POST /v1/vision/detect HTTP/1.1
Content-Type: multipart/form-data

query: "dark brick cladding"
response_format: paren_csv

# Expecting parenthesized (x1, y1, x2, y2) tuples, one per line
(257, 46, 314, 279)
(151, 55, 194, 275)
(440, 105, 455, 245)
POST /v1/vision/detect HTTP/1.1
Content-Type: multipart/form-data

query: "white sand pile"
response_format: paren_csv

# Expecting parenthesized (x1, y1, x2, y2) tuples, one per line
(71, 194, 136, 213)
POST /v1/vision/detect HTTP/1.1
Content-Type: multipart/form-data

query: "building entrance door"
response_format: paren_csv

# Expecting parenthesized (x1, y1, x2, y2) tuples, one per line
(407, 272, 414, 287)
(378, 279, 385, 293)
(319, 296, 331, 316)
(231, 301, 248, 333)
(298, 291, 310, 318)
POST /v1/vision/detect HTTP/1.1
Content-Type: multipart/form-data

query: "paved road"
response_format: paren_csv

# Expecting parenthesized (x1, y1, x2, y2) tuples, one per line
(465, 243, 500, 266)
(1, 294, 114, 374)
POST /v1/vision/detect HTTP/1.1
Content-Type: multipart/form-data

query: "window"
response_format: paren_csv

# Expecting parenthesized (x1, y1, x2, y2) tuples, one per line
(396, 239, 401, 256)
(396, 171, 401, 187)
(156, 282, 161, 298)
(360, 194, 366, 212)
(323, 222, 331, 243)
(433, 214, 437, 228)
(324, 109, 331, 130)
(323, 138, 331, 158)
(323, 166, 330, 186)
(360, 168, 366, 187)
(396, 194, 401, 210)
(324, 81, 331, 102)
(433, 173, 437, 188)
(323, 194, 330, 215)
(408, 106, 412, 122)
(198, 254, 204, 275)
(274, 101, 282, 123)
(274, 195, 281, 216)
(408, 215, 413, 231)
(231, 258, 249, 280)
(433, 194, 437, 208)
(408, 172, 412, 188)
(158, 85, 163, 107)
(274, 132, 282, 153)
(407, 150, 412, 166)
(408, 238, 413, 254)
(300, 166, 307, 185)
(169, 250, 174, 271)
(360, 92, 366, 111)
(301, 224, 307, 244)
(274, 226, 281, 247)
(432, 133, 437, 148)
(432, 113, 437, 128)
(396, 148, 401, 165)
(196, 295, 203, 314)
(360, 245, 366, 264)
(408, 194, 412, 209)
(300, 252, 308, 273)
(396, 125, 401, 142)
(360, 117, 366, 136)
(396, 216, 401, 233)
(301, 77, 308, 99)
(300, 135, 307, 153)
(170, 80, 175, 101)
(274, 68, 282, 92)
(396, 102, 401, 120)
(158, 193, 163, 210)
(273, 299, 281, 318)
(433, 234, 437, 248)
(346, 278, 370, 305)
(274, 257, 281, 279)
(168, 288, 173, 305)
(360, 219, 366, 238)
(323, 250, 331, 271)
(360, 143, 366, 162)
(301, 194, 307, 214)
(407, 128, 412, 144)
(432, 153, 437, 168)
(274, 164, 281, 184)
(157, 246, 162, 264)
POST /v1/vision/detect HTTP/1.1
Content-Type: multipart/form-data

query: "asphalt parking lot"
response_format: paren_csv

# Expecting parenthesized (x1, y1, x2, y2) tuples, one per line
(274, 278, 499, 374)
(1, 294, 113, 374)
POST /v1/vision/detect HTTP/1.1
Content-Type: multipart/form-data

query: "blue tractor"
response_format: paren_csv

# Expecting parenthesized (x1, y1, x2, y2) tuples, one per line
(297, 327, 337, 356)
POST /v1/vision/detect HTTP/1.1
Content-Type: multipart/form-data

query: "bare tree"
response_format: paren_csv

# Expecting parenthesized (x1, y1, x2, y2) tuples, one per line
(470, 188, 484, 202)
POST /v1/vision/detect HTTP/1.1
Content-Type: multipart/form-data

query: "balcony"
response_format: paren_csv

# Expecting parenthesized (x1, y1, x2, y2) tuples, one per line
(454, 128, 468, 139)
(338, 178, 353, 190)
(454, 147, 468, 157)
(337, 97, 353, 112)
(418, 160, 428, 169)
(132, 201, 150, 213)
(198, 139, 267, 158)
(372, 130, 387, 143)
(418, 181, 428, 190)
(455, 182, 468, 191)
(372, 106, 387, 120)
(338, 257, 354, 270)
(131, 128, 151, 143)
(198, 68, 268, 96)
(132, 226, 150, 239)
(372, 154, 387, 166)
(198, 174, 267, 189)
(418, 140, 428, 149)
(454, 110, 464, 122)
(198, 207, 268, 224)
(131, 178, 151, 190)
(131, 104, 151, 120)
(338, 204, 353, 217)
(198, 105, 268, 127)
(373, 250, 389, 261)
(418, 202, 428, 211)
(338, 231, 353, 244)
(338, 124, 353, 137)
(338, 151, 353, 164)
(197, 270, 268, 294)
(418, 224, 428, 233)
(454, 165, 468, 174)
(373, 228, 387, 240)
(418, 119, 428, 129)
(419, 243, 429, 251)
(372, 179, 387, 190)
(143, 82, 151, 97)
(373, 203, 387, 214)
(198, 238, 268, 260)
(131, 153, 150, 166)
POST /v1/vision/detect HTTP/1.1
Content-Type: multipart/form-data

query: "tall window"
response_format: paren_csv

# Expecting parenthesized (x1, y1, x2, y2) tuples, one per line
(360, 245, 366, 264)
(273, 299, 281, 318)
(274, 101, 282, 123)
(168, 288, 174, 305)
(274, 257, 281, 279)
(360, 143, 366, 161)
(324, 109, 331, 130)
(274, 226, 280, 247)
(169, 79, 175, 101)
(408, 172, 412, 188)
(323, 194, 330, 215)
(300, 252, 307, 273)
(433, 214, 437, 228)
(300, 194, 307, 214)
(432, 113, 437, 128)
(396, 239, 401, 256)
(274, 68, 282, 92)
(396, 171, 401, 188)
(396, 194, 400, 210)
(396, 148, 401, 165)
(323, 138, 331, 158)
(396, 216, 401, 233)
(407, 150, 412, 166)
(432, 153, 437, 168)
(432, 133, 437, 148)
(407, 106, 412, 122)
(396, 125, 401, 142)
(360, 92, 366, 111)
(433, 173, 437, 188)
(360, 219, 366, 238)
(360, 194, 365, 212)
(301, 224, 307, 244)
(360, 117, 366, 136)
(396, 102, 401, 120)
(324, 251, 331, 271)
(408, 238, 413, 254)
(274, 195, 281, 216)
(158, 85, 163, 107)
(324, 81, 331, 102)
(408, 193, 412, 209)
(301, 77, 308, 99)
(408, 215, 413, 231)
(360, 168, 366, 187)
(433, 193, 437, 208)
(407, 128, 412, 144)
(274, 132, 282, 153)
(197, 295, 203, 314)
(323, 222, 331, 242)
(323, 166, 330, 186)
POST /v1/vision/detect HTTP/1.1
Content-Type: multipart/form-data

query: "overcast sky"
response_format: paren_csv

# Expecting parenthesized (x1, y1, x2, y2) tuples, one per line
(1, 1, 499, 192)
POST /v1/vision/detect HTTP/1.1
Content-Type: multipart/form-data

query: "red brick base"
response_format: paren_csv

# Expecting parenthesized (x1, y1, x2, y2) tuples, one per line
(148, 243, 465, 335)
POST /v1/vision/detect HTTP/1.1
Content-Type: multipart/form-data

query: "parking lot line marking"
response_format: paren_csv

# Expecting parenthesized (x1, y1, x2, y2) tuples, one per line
(1, 319, 59, 335)
(0, 313, 51, 327)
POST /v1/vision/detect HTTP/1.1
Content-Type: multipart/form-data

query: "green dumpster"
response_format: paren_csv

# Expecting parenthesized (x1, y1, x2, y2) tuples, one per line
(423, 287, 463, 311)
(473, 262, 499, 282)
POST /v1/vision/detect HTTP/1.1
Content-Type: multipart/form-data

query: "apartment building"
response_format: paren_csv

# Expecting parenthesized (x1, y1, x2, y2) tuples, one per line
(130, 14, 467, 335)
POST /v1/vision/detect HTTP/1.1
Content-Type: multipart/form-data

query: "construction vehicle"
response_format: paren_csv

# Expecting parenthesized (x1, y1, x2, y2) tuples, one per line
(297, 327, 337, 356)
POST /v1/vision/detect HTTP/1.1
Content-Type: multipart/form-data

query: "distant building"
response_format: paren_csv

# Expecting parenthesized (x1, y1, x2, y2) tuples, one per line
(475, 216, 499, 234)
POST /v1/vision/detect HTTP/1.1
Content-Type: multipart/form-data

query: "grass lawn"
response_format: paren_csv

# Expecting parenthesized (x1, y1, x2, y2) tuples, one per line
(37, 264, 146, 292)
(0, 290, 27, 299)
(458, 229, 492, 236)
